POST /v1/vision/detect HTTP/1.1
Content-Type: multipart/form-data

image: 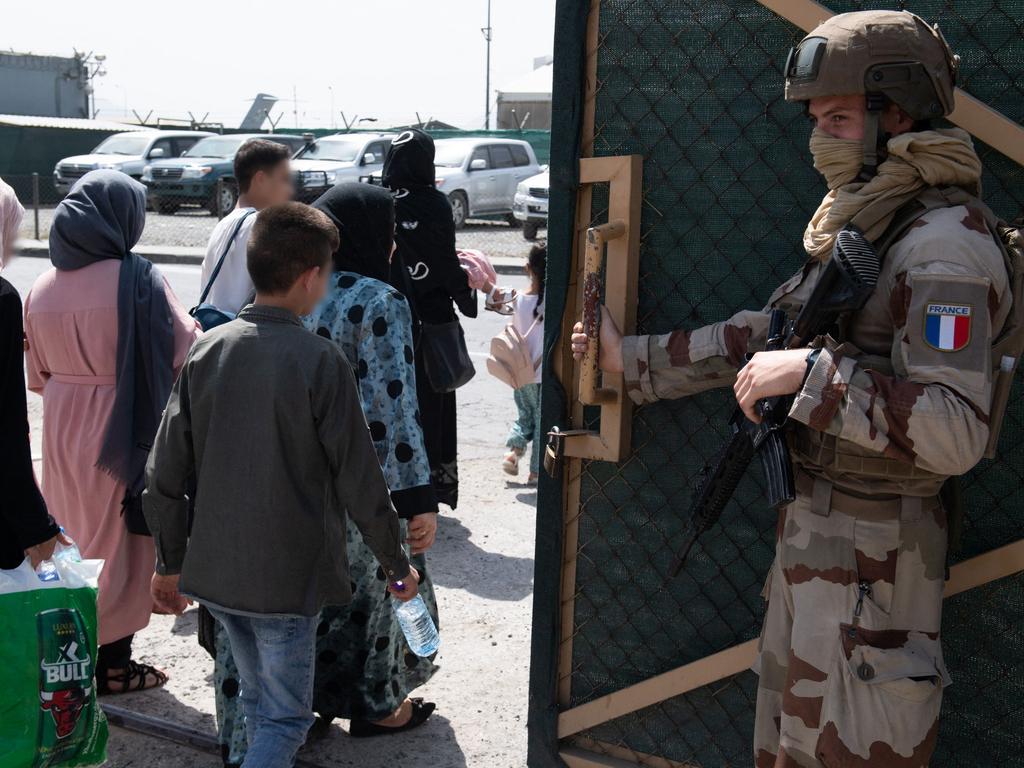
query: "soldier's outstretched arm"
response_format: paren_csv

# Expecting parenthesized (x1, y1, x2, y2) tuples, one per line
(571, 308, 770, 402)
(788, 222, 1008, 476)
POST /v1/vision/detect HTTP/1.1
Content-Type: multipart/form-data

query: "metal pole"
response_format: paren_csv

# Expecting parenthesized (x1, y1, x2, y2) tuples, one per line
(32, 173, 40, 240)
(484, 0, 492, 130)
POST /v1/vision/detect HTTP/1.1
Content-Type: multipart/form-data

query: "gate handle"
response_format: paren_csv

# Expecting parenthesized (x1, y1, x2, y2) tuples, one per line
(580, 219, 626, 405)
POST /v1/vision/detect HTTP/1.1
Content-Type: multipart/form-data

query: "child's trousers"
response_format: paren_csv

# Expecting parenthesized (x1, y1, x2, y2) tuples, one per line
(506, 382, 542, 475)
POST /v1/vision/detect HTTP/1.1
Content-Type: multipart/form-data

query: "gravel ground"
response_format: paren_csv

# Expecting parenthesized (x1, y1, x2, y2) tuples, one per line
(5, 259, 539, 768)
(19, 206, 544, 260)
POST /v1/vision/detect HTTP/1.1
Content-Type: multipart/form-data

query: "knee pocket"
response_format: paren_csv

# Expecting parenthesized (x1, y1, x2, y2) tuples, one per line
(815, 625, 948, 767)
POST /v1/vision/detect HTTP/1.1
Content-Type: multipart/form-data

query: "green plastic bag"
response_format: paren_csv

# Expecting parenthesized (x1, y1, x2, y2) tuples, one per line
(0, 554, 108, 767)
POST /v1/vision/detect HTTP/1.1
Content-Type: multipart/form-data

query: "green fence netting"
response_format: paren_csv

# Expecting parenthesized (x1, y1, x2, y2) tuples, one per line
(531, 2, 1024, 766)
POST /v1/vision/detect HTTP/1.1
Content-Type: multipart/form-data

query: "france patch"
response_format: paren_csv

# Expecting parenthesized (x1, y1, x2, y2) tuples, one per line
(924, 303, 972, 352)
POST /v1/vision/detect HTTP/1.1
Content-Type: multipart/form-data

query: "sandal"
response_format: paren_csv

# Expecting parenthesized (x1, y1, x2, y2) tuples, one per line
(485, 286, 518, 315)
(97, 659, 169, 695)
(503, 450, 521, 476)
(349, 698, 436, 738)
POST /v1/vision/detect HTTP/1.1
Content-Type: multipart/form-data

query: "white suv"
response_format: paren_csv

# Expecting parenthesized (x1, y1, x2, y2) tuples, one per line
(432, 138, 541, 229)
(291, 133, 393, 202)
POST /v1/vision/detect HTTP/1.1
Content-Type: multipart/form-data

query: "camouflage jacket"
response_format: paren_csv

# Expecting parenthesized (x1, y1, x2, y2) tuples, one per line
(622, 203, 1010, 496)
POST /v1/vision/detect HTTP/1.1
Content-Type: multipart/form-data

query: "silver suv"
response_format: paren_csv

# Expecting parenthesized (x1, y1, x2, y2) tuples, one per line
(291, 133, 393, 202)
(54, 130, 214, 194)
(432, 138, 541, 229)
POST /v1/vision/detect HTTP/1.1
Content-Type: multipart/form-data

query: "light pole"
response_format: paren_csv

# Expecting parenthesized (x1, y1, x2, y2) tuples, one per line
(71, 50, 107, 118)
(481, 0, 492, 130)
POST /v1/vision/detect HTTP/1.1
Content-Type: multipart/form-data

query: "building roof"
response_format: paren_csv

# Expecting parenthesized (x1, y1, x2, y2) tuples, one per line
(496, 63, 553, 101)
(0, 114, 148, 132)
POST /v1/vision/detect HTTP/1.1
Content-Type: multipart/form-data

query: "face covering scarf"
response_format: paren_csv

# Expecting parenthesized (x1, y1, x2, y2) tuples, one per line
(803, 127, 983, 260)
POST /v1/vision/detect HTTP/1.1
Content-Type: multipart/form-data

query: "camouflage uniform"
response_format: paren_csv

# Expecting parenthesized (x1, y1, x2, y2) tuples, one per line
(618, 9, 1013, 759)
(623, 196, 1008, 768)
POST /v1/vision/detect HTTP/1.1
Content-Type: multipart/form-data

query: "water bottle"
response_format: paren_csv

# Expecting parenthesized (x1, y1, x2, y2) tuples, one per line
(392, 581, 440, 657)
(54, 529, 82, 562)
(35, 529, 82, 582)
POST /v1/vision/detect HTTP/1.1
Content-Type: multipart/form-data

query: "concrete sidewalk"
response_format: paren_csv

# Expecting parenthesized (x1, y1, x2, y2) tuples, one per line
(15, 239, 528, 274)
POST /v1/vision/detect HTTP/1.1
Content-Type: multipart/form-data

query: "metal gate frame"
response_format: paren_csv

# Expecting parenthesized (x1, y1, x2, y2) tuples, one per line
(531, 1, 1024, 767)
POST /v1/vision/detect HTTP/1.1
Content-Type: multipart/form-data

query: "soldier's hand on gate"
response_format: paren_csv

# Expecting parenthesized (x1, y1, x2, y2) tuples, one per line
(734, 349, 810, 423)
(151, 573, 191, 616)
(571, 306, 624, 373)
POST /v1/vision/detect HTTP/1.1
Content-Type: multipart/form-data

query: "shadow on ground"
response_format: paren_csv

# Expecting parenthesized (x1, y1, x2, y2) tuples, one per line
(429, 514, 533, 602)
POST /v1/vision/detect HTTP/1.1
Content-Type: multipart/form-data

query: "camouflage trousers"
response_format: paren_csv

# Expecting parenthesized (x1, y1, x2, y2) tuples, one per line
(753, 476, 951, 767)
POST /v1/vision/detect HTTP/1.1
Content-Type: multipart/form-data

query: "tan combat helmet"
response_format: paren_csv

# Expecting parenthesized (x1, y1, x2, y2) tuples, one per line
(784, 10, 959, 178)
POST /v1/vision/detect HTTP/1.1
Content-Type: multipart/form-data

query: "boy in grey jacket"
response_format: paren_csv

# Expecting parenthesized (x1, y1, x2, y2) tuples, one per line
(144, 202, 418, 768)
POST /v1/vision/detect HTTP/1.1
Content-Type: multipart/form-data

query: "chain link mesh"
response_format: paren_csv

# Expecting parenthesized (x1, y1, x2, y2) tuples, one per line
(562, 1, 1024, 765)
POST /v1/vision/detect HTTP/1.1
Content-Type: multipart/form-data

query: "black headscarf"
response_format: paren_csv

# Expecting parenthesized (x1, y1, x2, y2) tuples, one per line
(49, 170, 175, 498)
(382, 129, 436, 190)
(312, 183, 395, 284)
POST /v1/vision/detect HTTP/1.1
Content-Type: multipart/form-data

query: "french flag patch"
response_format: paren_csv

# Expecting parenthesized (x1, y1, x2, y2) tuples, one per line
(924, 303, 972, 352)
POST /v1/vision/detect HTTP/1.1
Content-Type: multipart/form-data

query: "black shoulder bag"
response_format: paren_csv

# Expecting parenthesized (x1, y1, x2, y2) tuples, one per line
(397, 258, 476, 393)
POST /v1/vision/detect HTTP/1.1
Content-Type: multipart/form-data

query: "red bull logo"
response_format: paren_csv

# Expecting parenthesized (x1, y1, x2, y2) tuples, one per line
(39, 686, 91, 739)
(34, 607, 100, 766)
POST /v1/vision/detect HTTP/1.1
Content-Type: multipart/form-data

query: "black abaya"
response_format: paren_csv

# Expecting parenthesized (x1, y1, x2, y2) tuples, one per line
(383, 129, 477, 508)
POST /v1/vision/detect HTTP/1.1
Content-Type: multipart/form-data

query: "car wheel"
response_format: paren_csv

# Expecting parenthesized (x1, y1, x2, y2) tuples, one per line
(156, 199, 180, 215)
(505, 213, 521, 229)
(523, 221, 540, 241)
(449, 192, 468, 230)
(209, 181, 238, 216)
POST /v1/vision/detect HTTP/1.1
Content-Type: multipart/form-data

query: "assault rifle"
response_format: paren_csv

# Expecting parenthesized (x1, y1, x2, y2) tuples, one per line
(671, 227, 881, 576)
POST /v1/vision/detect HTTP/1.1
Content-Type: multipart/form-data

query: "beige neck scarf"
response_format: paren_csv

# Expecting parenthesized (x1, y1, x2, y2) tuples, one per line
(803, 127, 983, 260)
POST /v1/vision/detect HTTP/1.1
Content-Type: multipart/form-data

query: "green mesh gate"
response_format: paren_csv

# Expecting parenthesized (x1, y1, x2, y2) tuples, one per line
(529, 2, 1024, 766)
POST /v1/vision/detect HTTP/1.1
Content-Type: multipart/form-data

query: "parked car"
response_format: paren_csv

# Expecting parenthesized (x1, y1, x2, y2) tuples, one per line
(290, 133, 394, 202)
(431, 138, 542, 229)
(513, 169, 549, 240)
(141, 133, 306, 215)
(54, 130, 214, 194)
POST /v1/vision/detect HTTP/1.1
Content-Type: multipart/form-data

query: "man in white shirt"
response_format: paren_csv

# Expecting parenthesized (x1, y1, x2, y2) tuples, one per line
(199, 140, 295, 314)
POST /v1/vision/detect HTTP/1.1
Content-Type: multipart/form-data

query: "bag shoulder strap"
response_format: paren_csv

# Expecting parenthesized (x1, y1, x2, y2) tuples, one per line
(521, 311, 544, 370)
(198, 208, 257, 306)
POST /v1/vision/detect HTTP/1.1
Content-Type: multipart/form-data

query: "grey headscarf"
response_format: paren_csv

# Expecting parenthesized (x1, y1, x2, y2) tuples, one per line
(49, 170, 175, 501)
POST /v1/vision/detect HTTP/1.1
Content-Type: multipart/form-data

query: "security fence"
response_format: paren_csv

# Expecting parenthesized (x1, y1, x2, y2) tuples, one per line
(531, 1, 1024, 767)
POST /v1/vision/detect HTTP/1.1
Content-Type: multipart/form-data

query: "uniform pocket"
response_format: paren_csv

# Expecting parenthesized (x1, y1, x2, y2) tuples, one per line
(815, 624, 947, 768)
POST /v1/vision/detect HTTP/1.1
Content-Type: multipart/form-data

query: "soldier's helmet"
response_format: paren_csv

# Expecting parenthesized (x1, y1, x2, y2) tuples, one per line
(784, 10, 959, 120)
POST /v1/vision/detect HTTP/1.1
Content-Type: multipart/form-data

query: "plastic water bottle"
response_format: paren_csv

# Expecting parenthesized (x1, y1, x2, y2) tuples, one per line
(35, 529, 82, 581)
(392, 581, 440, 657)
(54, 529, 82, 562)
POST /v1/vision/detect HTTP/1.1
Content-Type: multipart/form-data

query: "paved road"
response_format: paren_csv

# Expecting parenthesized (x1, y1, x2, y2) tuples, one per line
(5, 258, 539, 767)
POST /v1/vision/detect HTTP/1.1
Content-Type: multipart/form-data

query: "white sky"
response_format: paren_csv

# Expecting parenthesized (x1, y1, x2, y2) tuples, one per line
(9, 0, 556, 130)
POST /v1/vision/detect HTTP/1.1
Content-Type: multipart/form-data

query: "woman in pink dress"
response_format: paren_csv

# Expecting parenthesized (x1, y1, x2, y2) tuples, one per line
(24, 170, 200, 693)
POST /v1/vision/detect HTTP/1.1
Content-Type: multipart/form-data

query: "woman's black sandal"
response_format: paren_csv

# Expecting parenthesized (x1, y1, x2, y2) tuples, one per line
(96, 660, 169, 695)
(349, 698, 436, 738)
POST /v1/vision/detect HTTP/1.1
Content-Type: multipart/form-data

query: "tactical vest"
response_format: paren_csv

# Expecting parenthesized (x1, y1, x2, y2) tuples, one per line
(791, 186, 1024, 497)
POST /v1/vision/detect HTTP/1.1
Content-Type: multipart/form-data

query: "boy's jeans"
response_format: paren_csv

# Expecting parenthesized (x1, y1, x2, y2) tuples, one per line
(208, 607, 318, 768)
